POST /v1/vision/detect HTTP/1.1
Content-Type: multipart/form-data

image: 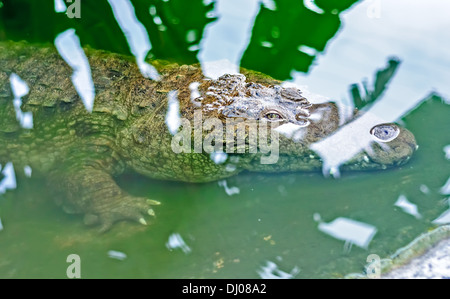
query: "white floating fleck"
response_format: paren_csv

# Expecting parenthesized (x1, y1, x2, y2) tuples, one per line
(186, 29, 197, 43)
(257, 261, 299, 279)
(10, 73, 33, 129)
(165, 90, 181, 135)
(149, 5, 156, 16)
(9, 73, 29, 98)
(394, 194, 422, 219)
(328, 165, 341, 178)
(318, 217, 377, 249)
(54, 0, 67, 12)
(188, 44, 200, 52)
(166, 233, 191, 254)
(303, 0, 324, 14)
(432, 209, 450, 225)
(261, 0, 276, 11)
(153, 16, 163, 25)
(107, 250, 127, 261)
(198, 0, 260, 79)
(108, 0, 160, 80)
(55, 29, 96, 112)
(189, 82, 201, 106)
(210, 152, 228, 164)
(261, 41, 273, 48)
(298, 45, 317, 56)
(419, 184, 430, 195)
(0, 217, 3, 231)
(274, 123, 306, 142)
(225, 164, 237, 173)
(218, 180, 240, 196)
(21, 113, 33, 129)
(280, 82, 330, 104)
(24, 165, 32, 178)
(200, 59, 240, 80)
(444, 145, 450, 160)
(0, 162, 17, 194)
(440, 177, 450, 195)
(313, 213, 322, 222)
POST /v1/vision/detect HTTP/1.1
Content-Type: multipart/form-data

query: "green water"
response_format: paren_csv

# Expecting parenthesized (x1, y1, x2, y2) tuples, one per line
(1, 0, 449, 278)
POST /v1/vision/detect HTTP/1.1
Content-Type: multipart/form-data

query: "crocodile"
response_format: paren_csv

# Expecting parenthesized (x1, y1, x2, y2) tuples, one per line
(0, 41, 417, 231)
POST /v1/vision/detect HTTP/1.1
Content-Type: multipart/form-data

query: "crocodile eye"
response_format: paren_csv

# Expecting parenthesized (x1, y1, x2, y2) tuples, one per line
(262, 110, 284, 121)
(370, 124, 400, 142)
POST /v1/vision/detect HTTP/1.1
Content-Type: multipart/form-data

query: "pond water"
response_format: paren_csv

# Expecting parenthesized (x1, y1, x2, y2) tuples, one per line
(0, 0, 449, 278)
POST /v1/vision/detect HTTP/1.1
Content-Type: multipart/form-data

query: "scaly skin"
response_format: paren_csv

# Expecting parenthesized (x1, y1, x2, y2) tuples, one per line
(0, 41, 417, 231)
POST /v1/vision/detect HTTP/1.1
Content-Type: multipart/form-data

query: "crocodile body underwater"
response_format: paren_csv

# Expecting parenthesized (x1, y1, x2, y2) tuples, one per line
(0, 41, 417, 231)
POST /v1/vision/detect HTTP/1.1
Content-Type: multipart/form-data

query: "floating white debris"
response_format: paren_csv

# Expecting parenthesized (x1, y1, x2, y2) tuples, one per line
(10, 73, 33, 129)
(261, 41, 273, 48)
(394, 195, 422, 219)
(440, 177, 450, 195)
(444, 145, 450, 160)
(107, 0, 160, 80)
(189, 82, 201, 107)
(298, 45, 317, 56)
(432, 209, 450, 225)
(24, 165, 32, 178)
(313, 213, 322, 222)
(9, 73, 29, 98)
(419, 184, 430, 195)
(218, 180, 240, 196)
(274, 123, 306, 142)
(54, 0, 67, 12)
(55, 29, 96, 112)
(200, 59, 240, 80)
(186, 30, 197, 43)
(0, 162, 17, 194)
(166, 233, 191, 254)
(165, 90, 181, 135)
(318, 217, 377, 249)
(225, 164, 237, 172)
(107, 250, 127, 261)
(210, 152, 228, 164)
(303, 0, 325, 14)
(260, 0, 276, 11)
(280, 82, 330, 104)
(257, 261, 300, 279)
(153, 16, 163, 25)
(198, 0, 260, 79)
(188, 44, 200, 52)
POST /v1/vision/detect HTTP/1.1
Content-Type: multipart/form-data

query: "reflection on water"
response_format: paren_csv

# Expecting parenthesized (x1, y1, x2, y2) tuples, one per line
(217, 180, 240, 196)
(10, 73, 32, 129)
(166, 233, 192, 254)
(257, 260, 299, 279)
(316, 216, 377, 250)
(444, 145, 450, 160)
(441, 178, 450, 196)
(198, 0, 261, 78)
(54, 0, 66, 13)
(54, 29, 95, 112)
(107, 250, 127, 261)
(165, 90, 181, 135)
(0, 163, 16, 194)
(107, 0, 160, 80)
(394, 195, 421, 219)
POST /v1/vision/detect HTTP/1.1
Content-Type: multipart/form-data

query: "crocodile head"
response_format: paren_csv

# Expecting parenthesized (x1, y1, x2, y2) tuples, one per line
(193, 74, 417, 174)
(124, 71, 416, 182)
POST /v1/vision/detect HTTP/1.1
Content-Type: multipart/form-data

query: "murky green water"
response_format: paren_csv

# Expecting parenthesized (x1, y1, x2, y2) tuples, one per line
(1, 0, 449, 278)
